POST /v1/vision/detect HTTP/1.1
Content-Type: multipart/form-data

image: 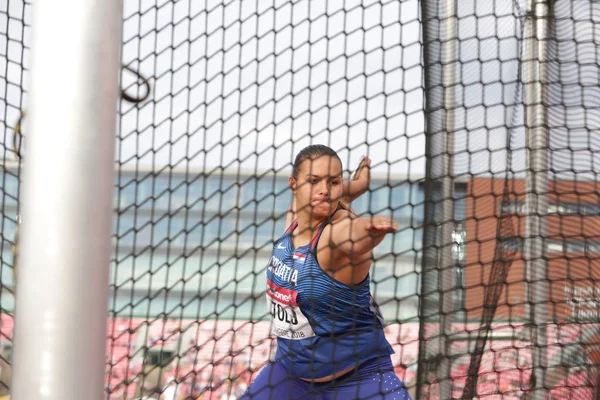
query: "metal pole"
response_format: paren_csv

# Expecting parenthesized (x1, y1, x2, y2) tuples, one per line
(439, 0, 457, 398)
(10, 1, 123, 399)
(524, 1, 550, 399)
(416, 0, 456, 398)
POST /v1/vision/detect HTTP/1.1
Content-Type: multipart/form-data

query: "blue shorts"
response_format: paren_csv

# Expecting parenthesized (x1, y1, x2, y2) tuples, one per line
(239, 355, 412, 400)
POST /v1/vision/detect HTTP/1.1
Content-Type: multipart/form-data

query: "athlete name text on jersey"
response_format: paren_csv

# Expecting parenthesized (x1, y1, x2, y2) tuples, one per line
(267, 255, 299, 286)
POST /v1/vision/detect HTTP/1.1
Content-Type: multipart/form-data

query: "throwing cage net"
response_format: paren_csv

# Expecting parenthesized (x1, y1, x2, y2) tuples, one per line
(2, 0, 600, 399)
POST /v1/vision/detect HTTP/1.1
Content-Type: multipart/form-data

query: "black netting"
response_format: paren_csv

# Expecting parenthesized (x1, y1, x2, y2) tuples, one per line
(2, 0, 600, 399)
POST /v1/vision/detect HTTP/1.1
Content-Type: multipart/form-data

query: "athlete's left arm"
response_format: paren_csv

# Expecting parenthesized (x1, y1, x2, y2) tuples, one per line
(329, 212, 398, 256)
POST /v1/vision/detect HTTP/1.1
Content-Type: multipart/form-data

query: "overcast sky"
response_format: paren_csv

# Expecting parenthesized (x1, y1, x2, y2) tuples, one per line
(1, 0, 599, 180)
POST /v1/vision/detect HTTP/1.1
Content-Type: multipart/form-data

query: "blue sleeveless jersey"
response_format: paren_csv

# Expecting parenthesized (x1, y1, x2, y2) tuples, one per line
(264, 217, 395, 379)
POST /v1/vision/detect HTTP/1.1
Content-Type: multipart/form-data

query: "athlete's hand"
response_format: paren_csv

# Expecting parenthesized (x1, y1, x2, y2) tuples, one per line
(342, 156, 371, 204)
(365, 216, 399, 235)
(352, 156, 371, 183)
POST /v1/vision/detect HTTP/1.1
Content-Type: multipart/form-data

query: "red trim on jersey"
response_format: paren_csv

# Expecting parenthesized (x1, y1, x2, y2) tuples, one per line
(266, 279, 298, 306)
(286, 208, 340, 251)
(309, 222, 327, 251)
(285, 220, 298, 234)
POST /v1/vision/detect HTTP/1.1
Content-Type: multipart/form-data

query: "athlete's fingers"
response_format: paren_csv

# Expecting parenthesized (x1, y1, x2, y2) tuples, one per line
(366, 221, 399, 232)
(370, 225, 398, 232)
(352, 156, 371, 181)
(356, 157, 371, 180)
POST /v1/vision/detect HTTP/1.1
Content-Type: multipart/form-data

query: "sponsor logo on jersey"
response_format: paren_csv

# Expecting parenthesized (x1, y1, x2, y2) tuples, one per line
(266, 279, 298, 306)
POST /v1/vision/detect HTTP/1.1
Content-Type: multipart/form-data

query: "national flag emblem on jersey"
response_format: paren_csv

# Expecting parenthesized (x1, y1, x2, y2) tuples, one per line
(293, 252, 306, 263)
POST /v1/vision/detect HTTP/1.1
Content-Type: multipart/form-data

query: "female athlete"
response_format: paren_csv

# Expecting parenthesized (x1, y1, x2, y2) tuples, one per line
(241, 144, 411, 399)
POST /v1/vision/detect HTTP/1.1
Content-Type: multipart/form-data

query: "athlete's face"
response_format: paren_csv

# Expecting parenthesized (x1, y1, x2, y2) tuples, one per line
(291, 155, 343, 218)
